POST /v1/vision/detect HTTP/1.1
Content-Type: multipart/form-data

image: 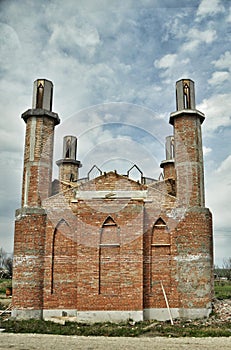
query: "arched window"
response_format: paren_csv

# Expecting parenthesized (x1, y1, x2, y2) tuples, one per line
(51, 219, 76, 299)
(99, 216, 120, 294)
(150, 218, 171, 296)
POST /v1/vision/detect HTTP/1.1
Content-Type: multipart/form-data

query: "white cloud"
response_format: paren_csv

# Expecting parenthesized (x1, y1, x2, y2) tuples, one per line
(161, 12, 188, 42)
(189, 28, 217, 43)
(181, 40, 199, 52)
(203, 146, 212, 155)
(205, 153, 231, 265)
(208, 71, 230, 85)
(216, 154, 231, 174)
(227, 6, 231, 22)
(154, 54, 177, 69)
(182, 28, 217, 51)
(49, 20, 100, 56)
(198, 94, 231, 132)
(0, 23, 22, 74)
(154, 54, 190, 82)
(196, 0, 225, 18)
(212, 51, 231, 70)
(207, 154, 231, 224)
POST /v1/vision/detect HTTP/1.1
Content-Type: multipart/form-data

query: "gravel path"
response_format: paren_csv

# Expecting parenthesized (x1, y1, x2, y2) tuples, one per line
(0, 334, 230, 350)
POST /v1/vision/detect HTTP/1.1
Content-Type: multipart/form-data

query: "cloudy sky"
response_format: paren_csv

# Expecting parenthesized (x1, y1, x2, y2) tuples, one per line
(0, 0, 230, 266)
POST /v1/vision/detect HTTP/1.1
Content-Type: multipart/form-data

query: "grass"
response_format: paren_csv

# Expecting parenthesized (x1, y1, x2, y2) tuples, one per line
(0, 319, 231, 337)
(214, 280, 231, 299)
(0, 279, 12, 294)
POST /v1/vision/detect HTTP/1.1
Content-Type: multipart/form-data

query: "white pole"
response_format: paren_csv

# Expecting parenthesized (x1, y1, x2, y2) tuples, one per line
(161, 281, 174, 325)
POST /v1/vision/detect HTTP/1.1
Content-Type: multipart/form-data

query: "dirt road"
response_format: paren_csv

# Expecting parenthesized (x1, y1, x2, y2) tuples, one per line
(0, 334, 230, 350)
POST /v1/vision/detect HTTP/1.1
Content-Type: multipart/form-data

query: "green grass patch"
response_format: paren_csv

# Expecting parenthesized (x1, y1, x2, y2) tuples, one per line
(0, 319, 142, 337)
(214, 281, 231, 299)
(0, 279, 12, 294)
(1, 319, 231, 337)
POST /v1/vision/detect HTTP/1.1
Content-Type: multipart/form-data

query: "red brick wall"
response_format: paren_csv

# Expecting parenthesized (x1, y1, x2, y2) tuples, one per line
(58, 163, 79, 183)
(43, 219, 77, 309)
(173, 114, 205, 207)
(13, 177, 213, 316)
(172, 208, 213, 309)
(162, 162, 176, 180)
(42, 196, 144, 312)
(78, 171, 146, 191)
(143, 206, 213, 311)
(13, 209, 46, 309)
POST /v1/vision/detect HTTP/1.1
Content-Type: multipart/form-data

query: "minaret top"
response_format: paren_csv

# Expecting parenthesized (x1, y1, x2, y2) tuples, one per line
(63, 135, 77, 160)
(169, 79, 205, 125)
(160, 135, 175, 171)
(56, 135, 82, 184)
(176, 79, 195, 111)
(22, 79, 60, 125)
(32, 79, 53, 111)
(56, 135, 82, 167)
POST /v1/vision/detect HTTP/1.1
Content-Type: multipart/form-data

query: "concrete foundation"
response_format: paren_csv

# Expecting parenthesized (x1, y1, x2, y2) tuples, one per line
(43, 309, 77, 318)
(11, 309, 43, 320)
(12, 307, 212, 322)
(144, 307, 212, 321)
(75, 310, 143, 323)
(12, 309, 143, 323)
(43, 310, 143, 323)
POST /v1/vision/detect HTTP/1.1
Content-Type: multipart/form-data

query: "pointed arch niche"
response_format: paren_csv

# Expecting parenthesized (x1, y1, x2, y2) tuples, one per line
(150, 218, 171, 294)
(51, 219, 76, 297)
(99, 216, 120, 295)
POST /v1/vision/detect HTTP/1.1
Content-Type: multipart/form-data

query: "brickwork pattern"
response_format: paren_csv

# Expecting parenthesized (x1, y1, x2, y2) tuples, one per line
(173, 114, 205, 207)
(13, 209, 47, 310)
(21, 114, 57, 207)
(13, 171, 213, 316)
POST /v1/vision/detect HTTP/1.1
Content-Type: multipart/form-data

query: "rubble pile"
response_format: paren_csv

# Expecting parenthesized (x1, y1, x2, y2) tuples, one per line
(188, 299, 231, 326)
(212, 299, 231, 323)
(169, 299, 231, 327)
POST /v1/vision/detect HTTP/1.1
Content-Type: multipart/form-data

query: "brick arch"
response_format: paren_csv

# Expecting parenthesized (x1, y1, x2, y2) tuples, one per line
(99, 216, 120, 295)
(51, 219, 77, 307)
(54, 218, 70, 231)
(150, 217, 171, 304)
(100, 216, 119, 245)
(152, 217, 169, 245)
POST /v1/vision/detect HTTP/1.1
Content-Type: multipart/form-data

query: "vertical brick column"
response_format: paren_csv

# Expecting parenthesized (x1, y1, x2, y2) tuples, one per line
(169, 80, 213, 318)
(12, 79, 60, 319)
(13, 208, 47, 319)
(170, 79, 205, 207)
(21, 80, 60, 207)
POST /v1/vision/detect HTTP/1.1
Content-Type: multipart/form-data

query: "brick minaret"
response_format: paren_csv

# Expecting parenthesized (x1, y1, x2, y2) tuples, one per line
(56, 136, 81, 190)
(170, 79, 213, 318)
(21, 79, 60, 206)
(170, 79, 205, 207)
(12, 79, 60, 319)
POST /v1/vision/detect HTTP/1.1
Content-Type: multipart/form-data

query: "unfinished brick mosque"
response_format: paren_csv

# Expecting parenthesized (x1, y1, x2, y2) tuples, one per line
(12, 78, 213, 322)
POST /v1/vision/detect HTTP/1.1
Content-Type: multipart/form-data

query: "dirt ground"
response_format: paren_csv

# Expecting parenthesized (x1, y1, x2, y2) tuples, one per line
(0, 334, 230, 350)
